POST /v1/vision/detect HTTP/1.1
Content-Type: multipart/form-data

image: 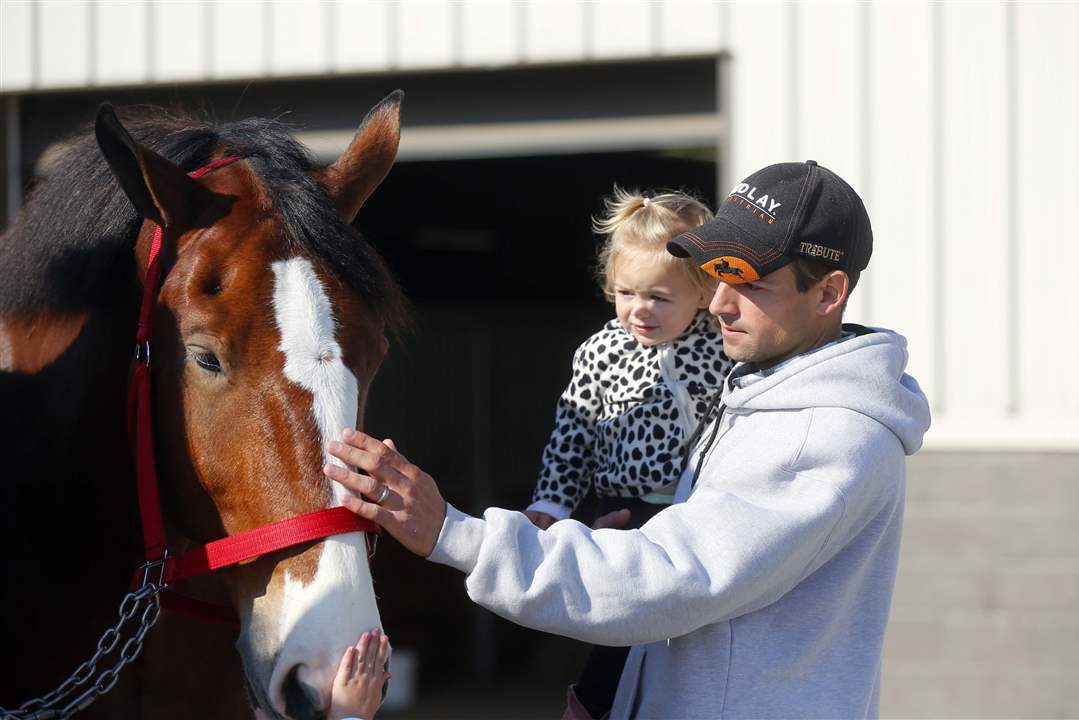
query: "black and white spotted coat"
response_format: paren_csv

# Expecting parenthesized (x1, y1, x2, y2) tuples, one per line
(528, 311, 734, 520)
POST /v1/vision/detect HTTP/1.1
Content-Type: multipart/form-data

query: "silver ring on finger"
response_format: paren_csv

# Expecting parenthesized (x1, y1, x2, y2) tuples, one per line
(373, 484, 391, 505)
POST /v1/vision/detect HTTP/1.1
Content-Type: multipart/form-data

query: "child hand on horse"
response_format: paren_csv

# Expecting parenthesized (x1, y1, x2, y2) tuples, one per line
(329, 629, 392, 720)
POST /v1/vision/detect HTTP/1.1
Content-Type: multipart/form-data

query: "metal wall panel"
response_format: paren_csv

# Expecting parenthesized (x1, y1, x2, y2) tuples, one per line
(523, 1, 587, 62)
(152, 1, 208, 82)
(867, 2, 937, 406)
(95, 1, 151, 87)
(270, 0, 330, 77)
(211, 1, 269, 80)
(0, 1, 34, 90)
(792, 3, 868, 321)
(2, 0, 1077, 449)
(397, 1, 454, 69)
(38, 0, 91, 88)
(727, 3, 795, 177)
(939, 2, 1011, 430)
(659, 0, 722, 55)
(592, 0, 655, 59)
(333, 2, 392, 72)
(461, 1, 520, 66)
(1015, 2, 1079, 422)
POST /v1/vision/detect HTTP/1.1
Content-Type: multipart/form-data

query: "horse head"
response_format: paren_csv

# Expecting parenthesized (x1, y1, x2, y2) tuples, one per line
(94, 95, 405, 719)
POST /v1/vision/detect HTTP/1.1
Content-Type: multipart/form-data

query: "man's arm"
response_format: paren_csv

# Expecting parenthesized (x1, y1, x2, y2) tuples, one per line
(323, 429, 871, 647)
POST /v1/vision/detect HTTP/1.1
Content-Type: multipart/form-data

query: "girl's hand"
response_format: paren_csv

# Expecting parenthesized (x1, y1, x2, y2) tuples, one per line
(524, 510, 557, 530)
(329, 629, 391, 720)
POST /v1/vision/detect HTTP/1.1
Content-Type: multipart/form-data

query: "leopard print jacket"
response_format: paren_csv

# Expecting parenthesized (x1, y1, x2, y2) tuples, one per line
(528, 311, 733, 520)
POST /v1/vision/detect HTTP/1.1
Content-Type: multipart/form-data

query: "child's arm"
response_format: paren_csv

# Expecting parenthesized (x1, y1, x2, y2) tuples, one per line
(329, 629, 391, 720)
(527, 339, 606, 525)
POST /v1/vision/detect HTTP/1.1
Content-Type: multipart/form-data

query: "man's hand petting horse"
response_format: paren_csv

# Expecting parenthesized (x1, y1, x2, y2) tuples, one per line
(324, 429, 447, 558)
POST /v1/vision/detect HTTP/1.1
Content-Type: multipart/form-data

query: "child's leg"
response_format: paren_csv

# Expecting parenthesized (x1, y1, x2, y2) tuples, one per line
(571, 497, 667, 718)
(573, 645, 631, 719)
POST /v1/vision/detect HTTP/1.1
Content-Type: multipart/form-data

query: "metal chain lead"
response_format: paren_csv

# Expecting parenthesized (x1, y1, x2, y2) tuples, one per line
(1, 585, 163, 720)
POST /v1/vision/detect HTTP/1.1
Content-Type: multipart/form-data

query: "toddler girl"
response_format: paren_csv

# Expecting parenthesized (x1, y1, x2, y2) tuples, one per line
(524, 187, 734, 719)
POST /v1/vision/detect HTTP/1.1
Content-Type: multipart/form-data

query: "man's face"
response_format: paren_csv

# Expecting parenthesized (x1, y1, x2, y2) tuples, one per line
(707, 264, 822, 370)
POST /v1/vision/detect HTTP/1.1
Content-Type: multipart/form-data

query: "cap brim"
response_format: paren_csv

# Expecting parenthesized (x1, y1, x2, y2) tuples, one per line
(668, 217, 788, 284)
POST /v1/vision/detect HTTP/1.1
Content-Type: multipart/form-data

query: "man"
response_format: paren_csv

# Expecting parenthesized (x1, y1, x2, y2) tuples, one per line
(323, 160, 931, 719)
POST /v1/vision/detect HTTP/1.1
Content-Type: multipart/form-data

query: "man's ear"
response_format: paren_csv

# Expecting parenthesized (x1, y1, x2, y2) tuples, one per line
(816, 270, 850, 317)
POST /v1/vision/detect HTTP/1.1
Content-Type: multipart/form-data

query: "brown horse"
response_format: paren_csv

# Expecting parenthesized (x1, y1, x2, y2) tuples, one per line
(0, 94, 407, 719)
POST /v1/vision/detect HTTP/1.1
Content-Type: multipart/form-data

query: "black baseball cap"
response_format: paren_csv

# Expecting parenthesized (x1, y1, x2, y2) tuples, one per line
(667, 160, 872, 284)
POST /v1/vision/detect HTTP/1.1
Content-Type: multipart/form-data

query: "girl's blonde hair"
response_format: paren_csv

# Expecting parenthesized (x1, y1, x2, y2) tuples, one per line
(594, 186, 716, 302)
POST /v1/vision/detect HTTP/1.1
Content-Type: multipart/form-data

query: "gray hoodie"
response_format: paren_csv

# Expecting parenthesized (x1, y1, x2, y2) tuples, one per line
(429, 326, 931, 718)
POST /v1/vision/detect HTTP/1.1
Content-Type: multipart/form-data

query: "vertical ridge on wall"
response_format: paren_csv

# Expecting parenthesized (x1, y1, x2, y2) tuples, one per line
(856, 2, 873, 326)
(1004, 1, 1018, 417)
(930, 1, 946, 414)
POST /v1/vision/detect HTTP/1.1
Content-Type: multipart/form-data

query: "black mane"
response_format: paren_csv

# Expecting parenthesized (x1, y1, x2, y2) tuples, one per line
(0, 105, 405, 331)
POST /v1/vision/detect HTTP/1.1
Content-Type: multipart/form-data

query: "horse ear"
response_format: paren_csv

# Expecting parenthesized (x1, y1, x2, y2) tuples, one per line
(320, 90, 403, 223)
(94, 104, 211, 230)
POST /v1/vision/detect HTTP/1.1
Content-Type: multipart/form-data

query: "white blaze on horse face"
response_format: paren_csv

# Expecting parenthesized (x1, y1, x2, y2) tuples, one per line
(268, 257, 383, 713)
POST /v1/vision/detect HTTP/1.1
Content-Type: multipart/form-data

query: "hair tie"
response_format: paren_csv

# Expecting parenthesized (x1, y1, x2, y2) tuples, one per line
(642, 197, 651, 208)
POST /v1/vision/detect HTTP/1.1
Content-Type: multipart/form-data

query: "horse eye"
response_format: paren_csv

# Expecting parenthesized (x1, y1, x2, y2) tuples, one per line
(194, 351, 223, 374)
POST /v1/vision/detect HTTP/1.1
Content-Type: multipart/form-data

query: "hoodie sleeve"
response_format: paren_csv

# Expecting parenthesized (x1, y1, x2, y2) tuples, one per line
(528, 339, 604, 518)
(431, 409, 905, 647)
(425, 405, 906, 647)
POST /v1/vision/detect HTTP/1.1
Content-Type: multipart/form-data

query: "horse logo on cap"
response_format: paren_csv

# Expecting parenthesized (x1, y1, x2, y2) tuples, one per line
(715, 259, 743, 278)
(702, 256, 760, 284)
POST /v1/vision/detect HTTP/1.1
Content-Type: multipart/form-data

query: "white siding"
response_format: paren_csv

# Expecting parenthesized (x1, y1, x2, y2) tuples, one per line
(659, 1, 722, 55)
(461, 1, 520, 66)
(0, 1, 34, 90)
(37, 0, 91, 88)
(592, 0, 655, 59)
(94, 1, 151, 87)
(939, 2, 1010, 423)
(395, 1, 454, 69)
(1014, 2, 1079, 422)
(727, 3, 796, 175)
(867, 2, 937, 406)
(210, 1, 268, 80)
(269, 0, 330, 77)
(523, 1, 586, 62)
(2, 0, 1077, 449)
(152, 1, 208, 82)
(332, 2, 392, 73)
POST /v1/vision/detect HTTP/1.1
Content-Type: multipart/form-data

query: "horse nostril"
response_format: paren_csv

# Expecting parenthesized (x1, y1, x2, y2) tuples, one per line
(281, 665, 323, 720)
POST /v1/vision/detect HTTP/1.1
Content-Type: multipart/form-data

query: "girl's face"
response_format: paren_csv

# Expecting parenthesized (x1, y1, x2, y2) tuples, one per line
(612, 257, 711, 346)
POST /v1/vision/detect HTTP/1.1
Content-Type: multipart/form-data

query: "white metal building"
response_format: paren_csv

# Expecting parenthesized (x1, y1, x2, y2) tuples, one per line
(3, 2, 1078, 717)
(4, 0, 1077, 450)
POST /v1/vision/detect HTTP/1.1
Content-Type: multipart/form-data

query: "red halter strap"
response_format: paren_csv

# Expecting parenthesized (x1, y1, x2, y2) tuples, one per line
(128, 156, 379, 627)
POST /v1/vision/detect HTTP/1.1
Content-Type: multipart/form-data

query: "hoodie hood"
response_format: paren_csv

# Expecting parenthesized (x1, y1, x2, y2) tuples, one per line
(723, 325, 931, 455)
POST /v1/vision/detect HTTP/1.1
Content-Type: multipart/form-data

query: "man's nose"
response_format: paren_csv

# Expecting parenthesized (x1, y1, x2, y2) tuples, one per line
(709, 282, 738, 316)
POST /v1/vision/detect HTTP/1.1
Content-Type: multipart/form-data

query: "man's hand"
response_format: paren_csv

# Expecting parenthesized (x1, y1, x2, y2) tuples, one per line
(524, 510, 557, 530)
(324, 429, 446, 558)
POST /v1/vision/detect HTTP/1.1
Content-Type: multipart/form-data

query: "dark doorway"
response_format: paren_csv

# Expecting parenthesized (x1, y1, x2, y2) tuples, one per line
(360, 148, 717, 708)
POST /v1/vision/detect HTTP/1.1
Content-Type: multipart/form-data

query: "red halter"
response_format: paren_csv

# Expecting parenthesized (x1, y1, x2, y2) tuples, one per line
(128, 156, 379, 627)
